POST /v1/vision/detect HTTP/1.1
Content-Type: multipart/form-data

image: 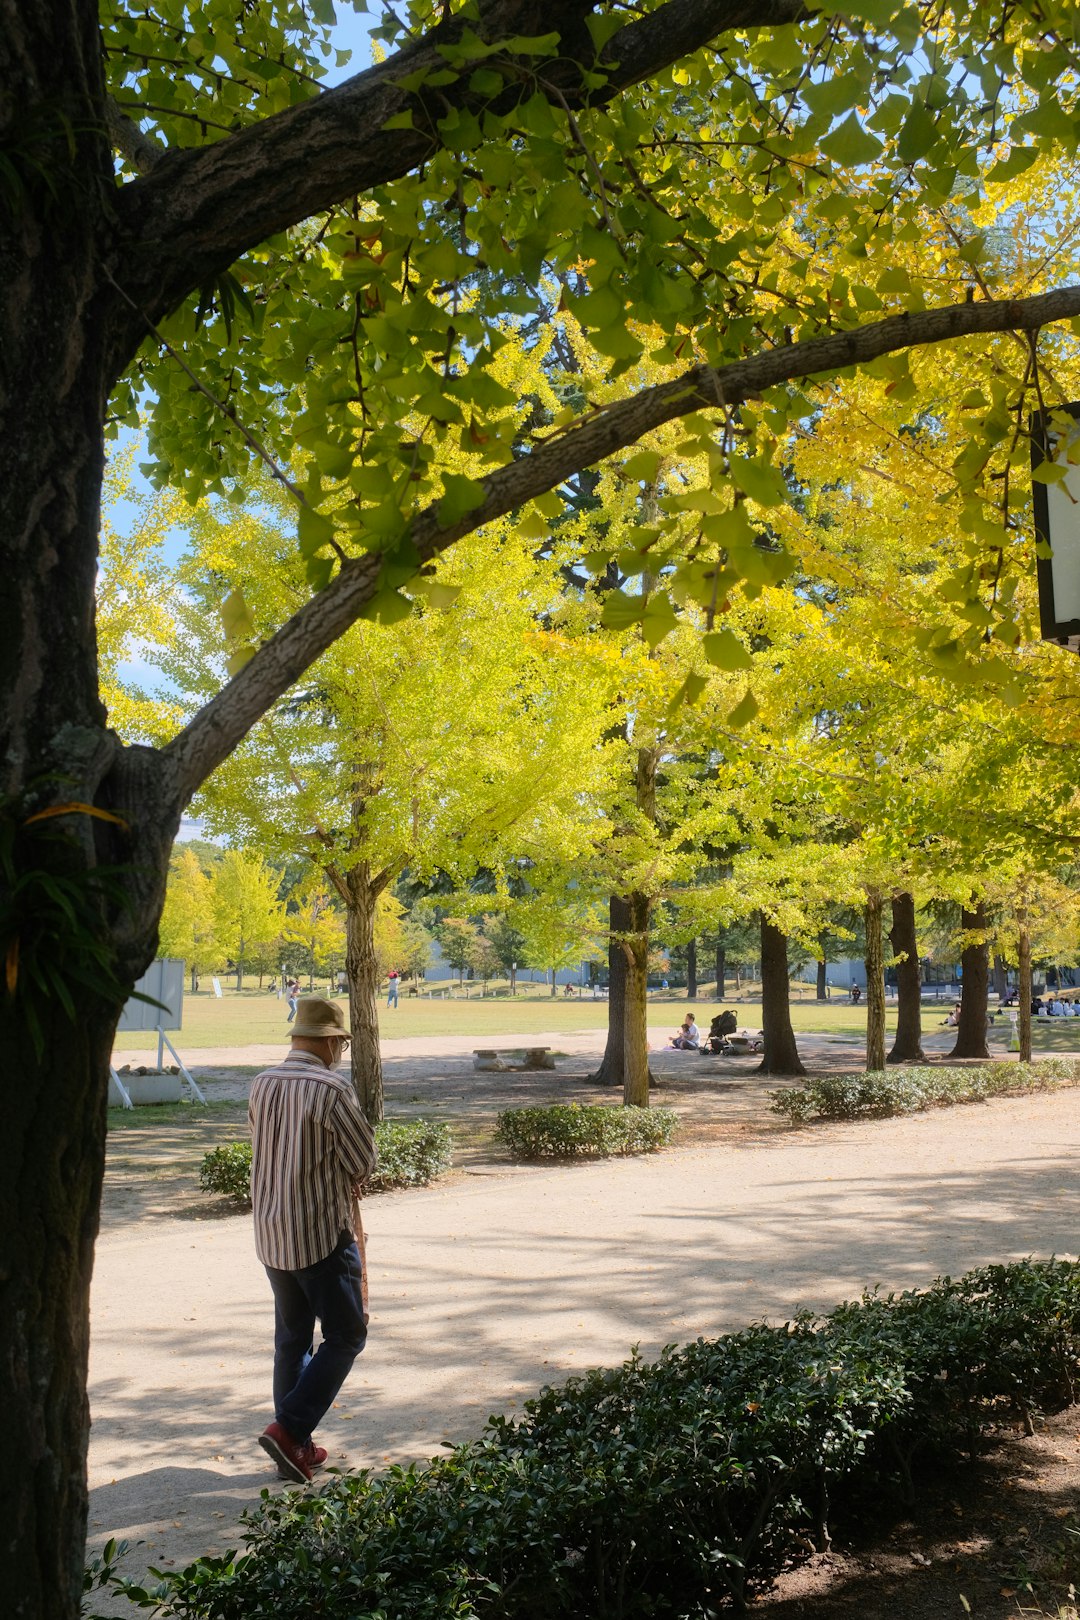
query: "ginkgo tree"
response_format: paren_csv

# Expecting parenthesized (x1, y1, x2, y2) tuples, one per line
(11, 0, 1080, 1610)
(159, 485, 617, 1116)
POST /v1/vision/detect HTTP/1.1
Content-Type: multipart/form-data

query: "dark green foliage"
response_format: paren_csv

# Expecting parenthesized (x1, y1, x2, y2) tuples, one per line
(198, 1143, 253, 1205)
(198, 1120, 453, 1209)
(100, 1260, 1080, 1619)
(367, 1120, 453, 1192)
(769, 1058, 1080, 1124)
(495, 1103, 678, 1160)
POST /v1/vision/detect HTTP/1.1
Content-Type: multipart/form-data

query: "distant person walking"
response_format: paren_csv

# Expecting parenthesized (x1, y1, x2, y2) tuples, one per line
(285, 977, 300, 1023)
(386, 968, 400, 1008)
(249, 997, 376, 1484)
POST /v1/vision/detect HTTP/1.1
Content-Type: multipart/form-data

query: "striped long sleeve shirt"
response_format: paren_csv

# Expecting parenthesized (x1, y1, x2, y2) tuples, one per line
(249, 1050, 377, 1271)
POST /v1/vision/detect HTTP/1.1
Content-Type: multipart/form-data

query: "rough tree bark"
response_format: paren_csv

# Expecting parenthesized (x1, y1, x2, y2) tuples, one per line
(816, 958, 828, 1001)
(686, 936, 698, 1000)
(343, 863, 387, 1122)
(887, 891, 925, 1064)
(620, 891, 653, 1108)
(592, 894, 631, 1087)
(864, 888, 886, 1073)
(1018, 909, 1033, 1065)
(949, 902, 991, 1060)
(755, 917, 805, 1077)
(591, 749, 658, 1104)
(992, 954, 1008, 999)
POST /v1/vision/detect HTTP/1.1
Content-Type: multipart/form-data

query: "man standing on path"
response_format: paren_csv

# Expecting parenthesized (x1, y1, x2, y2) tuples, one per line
(250, 996, 377, 1483)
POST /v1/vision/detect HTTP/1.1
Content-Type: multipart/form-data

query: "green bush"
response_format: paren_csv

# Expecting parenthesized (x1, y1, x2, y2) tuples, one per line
(367, 1119, 453, 1192)
(198, 1143, 252, 1205)
(495, 1102, 678, 1160)
(198, 1119, 453, 1209)
(106, 1259, 1080, 1620)
(769, 1057, 1080, 1124)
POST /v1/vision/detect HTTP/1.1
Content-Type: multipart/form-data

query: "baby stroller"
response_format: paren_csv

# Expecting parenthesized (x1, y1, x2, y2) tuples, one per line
(701, 1010, 738, 1054)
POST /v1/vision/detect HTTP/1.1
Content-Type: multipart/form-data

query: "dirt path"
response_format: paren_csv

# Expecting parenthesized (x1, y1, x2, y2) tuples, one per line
(88, 1032, 1080, 1615)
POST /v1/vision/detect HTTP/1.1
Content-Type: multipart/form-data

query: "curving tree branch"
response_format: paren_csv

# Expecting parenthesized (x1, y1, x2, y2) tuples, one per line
(108, 0, 807, 359)
(158, 281, 1080, 811)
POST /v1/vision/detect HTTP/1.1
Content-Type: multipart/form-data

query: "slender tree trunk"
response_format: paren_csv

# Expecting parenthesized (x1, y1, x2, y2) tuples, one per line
(686, 937, 698, 999)
(950, 902, 991, 1060)
(864, 888, 886, 1072)
(887, 891, 925, 1064)
(550, 969, 557, 997)
(622, 891, 652, 1108)
(715, 943, 726, 1000)
(344, 864, 384, 1122)
(1018, 910, 1033, 1064)
(816, 958, 828, 1001)
(755, 917, 805, 1076)
(992, 954, 1008, 999)
(592, 894, 630, 1086)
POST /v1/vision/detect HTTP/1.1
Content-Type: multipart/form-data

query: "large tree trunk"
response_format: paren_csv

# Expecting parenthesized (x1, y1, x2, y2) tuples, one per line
(950, 902, 991, 1060)
(0, 13, 178, 1609)
(3, 1001, 128, 1620)
(755, 917, 805, 1077)
(715, 942, 726, 1000)
(864, 888, 886, 1072)
(1018, 910, 1033, 1064)
(344, 864, 385, 1122)
(686, 936, 697, 999)
(816, 958, 828, 1001)
(887, 891, 925, 1064)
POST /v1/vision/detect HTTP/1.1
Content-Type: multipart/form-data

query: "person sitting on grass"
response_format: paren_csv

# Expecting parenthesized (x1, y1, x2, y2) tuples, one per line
(670, 1014, 699, 1050)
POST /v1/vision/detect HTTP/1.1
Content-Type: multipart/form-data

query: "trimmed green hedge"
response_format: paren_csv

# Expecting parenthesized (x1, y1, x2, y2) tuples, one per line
(367, 1119, 453, 1191)
(495, 1102, 678, 1160)
(97, 1259, 1080, 1619)
(769, 1057, 1080, 1124)
(199, 1118, 452, 1208)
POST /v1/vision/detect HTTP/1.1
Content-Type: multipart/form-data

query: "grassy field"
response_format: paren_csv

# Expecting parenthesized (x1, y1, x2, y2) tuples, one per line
(112, 982, 1080, 1052)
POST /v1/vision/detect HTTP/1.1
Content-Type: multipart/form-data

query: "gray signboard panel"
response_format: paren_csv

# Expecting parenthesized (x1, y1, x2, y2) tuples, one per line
(115, 958, 184, 1032)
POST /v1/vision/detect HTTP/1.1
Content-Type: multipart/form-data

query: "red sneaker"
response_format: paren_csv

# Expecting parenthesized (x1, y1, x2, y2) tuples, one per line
(258, 1421, 313, 1483)
(272, 1438, 326, 1481)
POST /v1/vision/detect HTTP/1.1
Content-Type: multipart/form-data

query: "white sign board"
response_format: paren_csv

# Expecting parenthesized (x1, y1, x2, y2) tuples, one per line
(115, 959, 184, 1033)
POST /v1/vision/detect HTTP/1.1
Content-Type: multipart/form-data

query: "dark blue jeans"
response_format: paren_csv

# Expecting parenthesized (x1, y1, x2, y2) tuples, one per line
(265, 1230, 367, 1443)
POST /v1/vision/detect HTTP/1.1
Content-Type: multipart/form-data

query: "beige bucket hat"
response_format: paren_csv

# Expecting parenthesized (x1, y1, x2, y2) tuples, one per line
(291, 997, 348, 1039)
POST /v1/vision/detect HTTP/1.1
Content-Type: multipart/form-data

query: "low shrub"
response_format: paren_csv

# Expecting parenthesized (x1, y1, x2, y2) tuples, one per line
(198, 1142, 252, 1205)
(495, 1102, 678, 1160)
(104, 1259, 1080, 1620)
(769, 1057, 1080, 1124)
(367, 1119, 453, 1192)
(198, 1119, 453, 1209)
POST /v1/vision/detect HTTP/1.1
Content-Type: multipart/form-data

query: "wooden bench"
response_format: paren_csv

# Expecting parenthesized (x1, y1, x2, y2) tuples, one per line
(473, 1047, 556, 1072)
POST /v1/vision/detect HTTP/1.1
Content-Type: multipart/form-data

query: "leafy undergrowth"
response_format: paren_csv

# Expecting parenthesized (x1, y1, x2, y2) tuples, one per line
(769, 1058, 1080, 1124)
(86, 1259, 1080, 1619)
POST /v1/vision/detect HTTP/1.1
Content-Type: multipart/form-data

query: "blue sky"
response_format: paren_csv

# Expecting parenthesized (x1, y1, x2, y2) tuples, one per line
(325, 4, 376, 81)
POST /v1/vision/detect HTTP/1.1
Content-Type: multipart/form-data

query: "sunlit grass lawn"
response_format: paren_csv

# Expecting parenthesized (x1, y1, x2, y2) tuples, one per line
(109, 979, 1080, 1052)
